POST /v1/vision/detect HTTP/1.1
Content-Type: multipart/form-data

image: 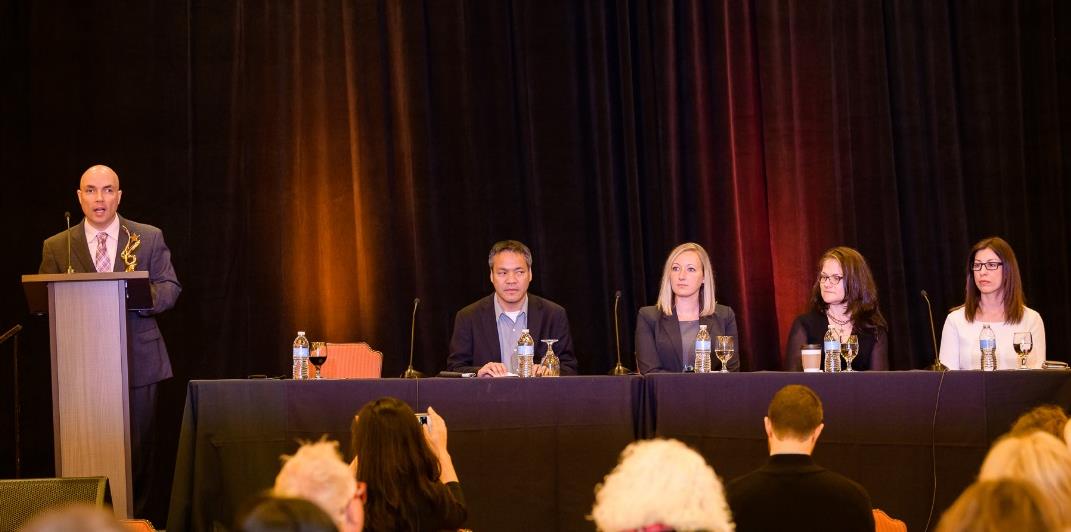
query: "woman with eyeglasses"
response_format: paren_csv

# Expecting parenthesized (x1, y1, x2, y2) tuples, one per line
(938, 237, 1046, 369)
(784, 246, 889, 371)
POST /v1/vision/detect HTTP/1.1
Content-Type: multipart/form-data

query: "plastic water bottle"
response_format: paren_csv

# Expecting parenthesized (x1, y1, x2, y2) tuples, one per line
(694, 325, 712, 373)
(517, 329, 535, 377)
(980, 324, 997, 371)
(823, 325, 841, 372)
(292, 331, 310, 380)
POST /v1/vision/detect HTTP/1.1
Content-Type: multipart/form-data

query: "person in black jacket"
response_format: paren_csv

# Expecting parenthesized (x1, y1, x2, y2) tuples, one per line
(726, 385, 874, 532)
(783, 246, 888, 371)
(635, 242, 740, 373)
(351, 397, 467, 532)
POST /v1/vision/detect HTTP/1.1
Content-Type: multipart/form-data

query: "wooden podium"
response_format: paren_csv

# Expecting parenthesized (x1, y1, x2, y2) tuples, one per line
(21, 272, 152, 518)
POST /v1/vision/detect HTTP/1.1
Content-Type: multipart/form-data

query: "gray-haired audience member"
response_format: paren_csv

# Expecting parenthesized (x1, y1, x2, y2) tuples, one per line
(590, 438, 734, 531)
(978, 430, 1071, 528)
(726, 384, 874, 532)
(273, 439, 364, 532)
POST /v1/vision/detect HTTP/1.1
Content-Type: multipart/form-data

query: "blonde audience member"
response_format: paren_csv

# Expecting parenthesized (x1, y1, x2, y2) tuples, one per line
(1009, 404, 1068, 439)
(978, 431, 1071, 527)
(273, 439, 364, 532)
(590, 438, 734, 532)
(935, 479, 1058, 532)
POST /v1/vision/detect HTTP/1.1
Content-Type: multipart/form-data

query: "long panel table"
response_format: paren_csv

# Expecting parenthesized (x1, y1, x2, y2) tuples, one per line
(167, 371, 1071, 532)
(647, 371, 1071, 532)
(166, 376, 644, 531)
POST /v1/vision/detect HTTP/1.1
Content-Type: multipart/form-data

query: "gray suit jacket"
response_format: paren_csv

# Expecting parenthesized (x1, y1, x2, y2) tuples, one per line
(39, 215, 181, 386)
(635, 304, 741, 373)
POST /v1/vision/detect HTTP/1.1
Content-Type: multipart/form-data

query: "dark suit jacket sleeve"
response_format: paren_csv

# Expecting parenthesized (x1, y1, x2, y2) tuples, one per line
(446, 310, 482, 374)
(868, 327, 889, 370)
(39, 239, 62, 274)
(141, 227, 181, 316)
(634, 308, 665, 374)
(544, 304, 578, 375)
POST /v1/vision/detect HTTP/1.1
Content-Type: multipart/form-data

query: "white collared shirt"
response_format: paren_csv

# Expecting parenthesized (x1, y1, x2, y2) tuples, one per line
(83, 216, 121, 272)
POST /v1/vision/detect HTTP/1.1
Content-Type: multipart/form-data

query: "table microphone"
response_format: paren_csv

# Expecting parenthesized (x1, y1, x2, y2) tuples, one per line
(610, 290, 630, 375)
(64, 211, 74, 274)
(921, 290, 947, 371)
(402, 297, 423, 378)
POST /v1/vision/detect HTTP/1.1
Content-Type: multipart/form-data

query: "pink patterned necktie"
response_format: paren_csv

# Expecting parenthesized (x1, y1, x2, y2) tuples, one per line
(94, 232, 111, 272)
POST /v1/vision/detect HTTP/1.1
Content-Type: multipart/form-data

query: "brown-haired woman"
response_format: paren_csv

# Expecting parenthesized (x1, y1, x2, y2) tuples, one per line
(938, 237, 1046, 370)
(351, 397, 466, 532)
(783, 247, 889, 371)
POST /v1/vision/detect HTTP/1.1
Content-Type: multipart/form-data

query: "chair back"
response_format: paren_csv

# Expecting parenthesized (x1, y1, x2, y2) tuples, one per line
(872, 508, 907, 532)
(319, 342, 383, 378)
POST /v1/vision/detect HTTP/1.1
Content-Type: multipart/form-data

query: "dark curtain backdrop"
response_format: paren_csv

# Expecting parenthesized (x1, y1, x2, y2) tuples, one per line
(2, 0, 1069, 525)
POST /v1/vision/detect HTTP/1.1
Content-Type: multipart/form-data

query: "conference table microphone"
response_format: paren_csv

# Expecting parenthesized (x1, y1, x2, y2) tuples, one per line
(402, 297, 423, 378)
(610, 290, 631, 375)
(64, 211, 74, 274)
(921, 290, 948, 371)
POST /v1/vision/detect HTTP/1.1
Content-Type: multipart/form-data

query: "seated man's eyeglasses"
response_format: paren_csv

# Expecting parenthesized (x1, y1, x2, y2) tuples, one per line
(971, 261, 1003, 271)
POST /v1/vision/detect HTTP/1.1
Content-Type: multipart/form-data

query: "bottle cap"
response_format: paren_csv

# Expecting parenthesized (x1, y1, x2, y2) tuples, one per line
(699, 324, 707, 329)
(522, 328, 530, 333)
(298, 331, 306, 336)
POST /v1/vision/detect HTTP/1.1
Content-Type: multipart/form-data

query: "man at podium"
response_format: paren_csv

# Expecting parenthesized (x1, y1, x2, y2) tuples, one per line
(38, 164, 181, 516)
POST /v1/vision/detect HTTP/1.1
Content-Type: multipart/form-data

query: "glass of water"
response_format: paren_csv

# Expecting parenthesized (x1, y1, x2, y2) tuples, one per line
(842, 335, 859, 372)
(715, 336, 734, 373)
(1013, 332, 1033, 370)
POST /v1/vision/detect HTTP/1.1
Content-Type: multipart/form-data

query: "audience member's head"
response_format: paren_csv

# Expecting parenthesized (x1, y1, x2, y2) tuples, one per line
(350, 397, 444, 531)
(1065, 419, 1071, 448)
(590, 438, 734, 532)
(1010, 404, 1068, 439)
(17, 504, 124, 532)
(978, 431, 1071, 527)
(236, 495, 339, 532)
(765, 385, 824, 454)
(273, 439, 364, 532)
(935, 479, 1058, 532)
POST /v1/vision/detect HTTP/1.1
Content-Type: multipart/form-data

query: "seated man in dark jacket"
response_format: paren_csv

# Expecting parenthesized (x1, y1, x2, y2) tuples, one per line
(726, 385, 874, 532)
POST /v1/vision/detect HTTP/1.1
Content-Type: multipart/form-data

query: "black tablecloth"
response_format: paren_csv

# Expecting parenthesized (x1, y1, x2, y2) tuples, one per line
(166, 376, 644, 531)
(646, 371, 1071, 532)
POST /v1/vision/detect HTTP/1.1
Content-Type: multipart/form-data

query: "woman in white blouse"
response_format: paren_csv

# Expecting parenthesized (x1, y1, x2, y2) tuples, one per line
(939, 237, 1046, 370)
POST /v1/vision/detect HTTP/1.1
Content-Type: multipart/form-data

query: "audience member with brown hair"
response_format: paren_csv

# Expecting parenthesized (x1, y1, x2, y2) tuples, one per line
(590, 438, 734, 531)
(273, 440, 364, 532)
(978, 431, 1071, 527)
(726, 385, 874, 532)
(1009, 404, 1068, 439)
(935, 479, 1058, 532)
(351, 397, 466, 532)
(17, 504, 125, 532)
(235, 495, 339, 532)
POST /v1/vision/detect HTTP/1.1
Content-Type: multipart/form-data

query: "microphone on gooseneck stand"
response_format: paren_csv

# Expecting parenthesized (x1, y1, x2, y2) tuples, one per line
(64, 211, 74, 274)
(610, 290, 631, 375)
(402, 298, 424, 378)
(921, 290, 948, 371)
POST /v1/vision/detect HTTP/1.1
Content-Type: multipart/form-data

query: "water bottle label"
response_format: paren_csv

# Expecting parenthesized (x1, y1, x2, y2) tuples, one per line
(696, 340, 711, 351)
(979, 339, 996, 351)
(824, 340, 840, 352)
(293, 347, 309, 358)
(518, 345, 534, 356)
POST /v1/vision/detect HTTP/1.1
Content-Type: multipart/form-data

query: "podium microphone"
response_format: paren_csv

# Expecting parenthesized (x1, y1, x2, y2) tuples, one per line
(64, 211, 74, 274)
(610, 290, 630, 375)
(921, 290, 947, 371)
(402, 298, 423, 378)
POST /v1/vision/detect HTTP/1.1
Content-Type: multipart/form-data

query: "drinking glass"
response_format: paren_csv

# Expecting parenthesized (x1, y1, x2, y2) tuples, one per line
(1013, 332, 1033, 370)
(540, 339, 560, 377)
(310, 342, 328, 380)
(715, 336, 734, 373)
(842, 335, 859, 372)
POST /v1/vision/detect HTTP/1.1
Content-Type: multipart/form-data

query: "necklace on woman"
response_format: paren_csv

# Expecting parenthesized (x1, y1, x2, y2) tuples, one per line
(826, 310, 851, 326)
